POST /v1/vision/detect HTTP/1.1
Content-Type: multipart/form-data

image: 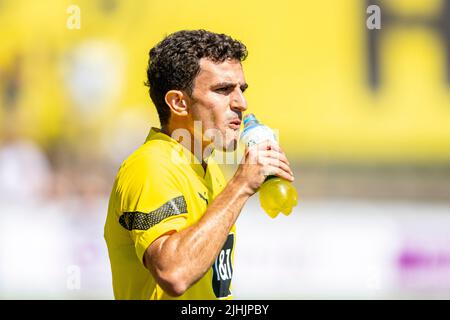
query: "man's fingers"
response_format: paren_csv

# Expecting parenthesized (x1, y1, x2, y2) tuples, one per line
(272, 158, 294, 177)
(245, 140, 294, 180)
(247, 145, 291, 167)
(263, 158, 294, 178)
(250, 139, 280, 152)
(264, 150, 290, 166)
(256, 150, 290, 167)
(247, 140, 284, 158)
(262, 165, 295, 182)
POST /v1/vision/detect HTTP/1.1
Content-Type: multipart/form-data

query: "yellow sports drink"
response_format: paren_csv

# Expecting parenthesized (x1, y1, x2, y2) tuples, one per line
(240, 114, 298, 218)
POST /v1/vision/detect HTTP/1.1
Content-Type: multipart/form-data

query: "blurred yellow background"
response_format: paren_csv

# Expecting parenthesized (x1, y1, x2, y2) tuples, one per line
(1, 0, 449, 165)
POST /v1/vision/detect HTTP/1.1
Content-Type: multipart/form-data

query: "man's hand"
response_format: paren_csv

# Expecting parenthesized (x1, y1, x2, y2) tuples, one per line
(232, 140, 295, 195)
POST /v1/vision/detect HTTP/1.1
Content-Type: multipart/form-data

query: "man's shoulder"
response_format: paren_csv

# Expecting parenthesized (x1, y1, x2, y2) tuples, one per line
(116, 139, 183, 180)
(123, 139, 175, 166)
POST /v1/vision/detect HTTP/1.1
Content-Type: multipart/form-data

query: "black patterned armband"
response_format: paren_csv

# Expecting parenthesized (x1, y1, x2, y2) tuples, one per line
(119, 195, 187, 231)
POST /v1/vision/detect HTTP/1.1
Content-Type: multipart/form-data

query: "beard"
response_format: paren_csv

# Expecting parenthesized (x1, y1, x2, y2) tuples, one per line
(203, 126, 239, 154)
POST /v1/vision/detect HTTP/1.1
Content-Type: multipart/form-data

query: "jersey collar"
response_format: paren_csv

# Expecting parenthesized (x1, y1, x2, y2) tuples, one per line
(145, 127, 216, 179)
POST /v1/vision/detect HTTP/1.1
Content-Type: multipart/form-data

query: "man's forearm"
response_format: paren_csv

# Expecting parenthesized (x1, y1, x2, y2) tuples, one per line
(154, 176, 251, 291)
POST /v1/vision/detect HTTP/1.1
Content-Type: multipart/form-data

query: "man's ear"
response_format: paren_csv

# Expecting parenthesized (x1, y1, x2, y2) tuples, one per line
(164, 90, 188, 116)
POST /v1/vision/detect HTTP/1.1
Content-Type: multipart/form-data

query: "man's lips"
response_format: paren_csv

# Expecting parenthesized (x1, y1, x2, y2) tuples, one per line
(228, 119, 242, 130)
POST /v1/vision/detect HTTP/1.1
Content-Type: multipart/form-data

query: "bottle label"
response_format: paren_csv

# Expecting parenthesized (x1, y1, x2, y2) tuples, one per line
(241, 125, 276, 147)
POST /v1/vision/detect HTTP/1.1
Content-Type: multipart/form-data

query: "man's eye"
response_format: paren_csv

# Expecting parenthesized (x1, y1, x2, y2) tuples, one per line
(215, 87, 232, 93)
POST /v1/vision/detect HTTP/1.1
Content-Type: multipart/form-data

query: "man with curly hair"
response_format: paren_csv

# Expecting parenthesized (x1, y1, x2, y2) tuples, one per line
(104, 30, 294, 300)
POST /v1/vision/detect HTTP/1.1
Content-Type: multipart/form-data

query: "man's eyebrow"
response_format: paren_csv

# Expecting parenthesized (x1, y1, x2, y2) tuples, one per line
(211, 82, 236, 89)
(211, 82, 249, 90)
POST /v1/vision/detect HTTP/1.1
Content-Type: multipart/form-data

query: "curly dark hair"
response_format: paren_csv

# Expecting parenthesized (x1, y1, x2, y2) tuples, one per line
(145, 29, 248, 126)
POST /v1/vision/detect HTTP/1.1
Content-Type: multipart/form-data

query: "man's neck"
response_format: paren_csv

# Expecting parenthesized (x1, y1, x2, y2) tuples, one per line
(161, 124, 212, 171)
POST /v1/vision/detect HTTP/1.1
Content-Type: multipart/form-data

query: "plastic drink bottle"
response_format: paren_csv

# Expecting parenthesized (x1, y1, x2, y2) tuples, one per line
(240, 114, 298, 218)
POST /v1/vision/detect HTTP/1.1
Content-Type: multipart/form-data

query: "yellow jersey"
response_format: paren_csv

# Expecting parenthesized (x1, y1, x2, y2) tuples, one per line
(104, 127, 236, 300)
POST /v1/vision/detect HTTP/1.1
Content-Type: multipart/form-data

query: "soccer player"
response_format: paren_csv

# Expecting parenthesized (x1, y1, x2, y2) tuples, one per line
(104, 30, 294, 299)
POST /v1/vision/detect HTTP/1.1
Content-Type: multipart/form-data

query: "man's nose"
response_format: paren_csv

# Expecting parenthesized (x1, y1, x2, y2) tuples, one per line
(230, 89, 248, 111)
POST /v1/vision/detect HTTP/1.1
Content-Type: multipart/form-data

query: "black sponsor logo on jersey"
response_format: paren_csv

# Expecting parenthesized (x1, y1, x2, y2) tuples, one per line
(212, 233, 234, 298)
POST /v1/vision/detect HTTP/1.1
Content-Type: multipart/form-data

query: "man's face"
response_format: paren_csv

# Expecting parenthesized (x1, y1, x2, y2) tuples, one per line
(187, 58, 248, 152)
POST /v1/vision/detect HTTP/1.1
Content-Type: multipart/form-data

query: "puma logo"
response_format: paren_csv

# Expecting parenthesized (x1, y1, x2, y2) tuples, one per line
(198, 192, 209, 205)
